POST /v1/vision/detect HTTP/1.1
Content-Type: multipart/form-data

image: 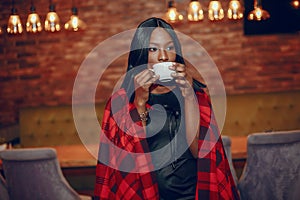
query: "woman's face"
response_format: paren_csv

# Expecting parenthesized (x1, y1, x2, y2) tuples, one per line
(148, 27, 176, 66)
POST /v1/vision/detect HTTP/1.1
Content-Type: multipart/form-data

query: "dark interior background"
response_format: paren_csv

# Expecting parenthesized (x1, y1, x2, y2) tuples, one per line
(244, 0, 300, 35)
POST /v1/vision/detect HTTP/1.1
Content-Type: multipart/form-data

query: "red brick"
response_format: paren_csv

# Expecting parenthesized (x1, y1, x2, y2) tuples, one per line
(0, 0, 299, 126)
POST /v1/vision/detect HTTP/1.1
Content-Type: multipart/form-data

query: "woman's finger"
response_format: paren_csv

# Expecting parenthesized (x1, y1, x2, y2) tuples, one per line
(135, 69, 157, 88)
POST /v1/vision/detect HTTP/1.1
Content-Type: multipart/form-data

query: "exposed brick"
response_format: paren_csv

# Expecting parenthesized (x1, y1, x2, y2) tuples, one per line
(0, 0, 300, 126)
(16, 40, 36, 46)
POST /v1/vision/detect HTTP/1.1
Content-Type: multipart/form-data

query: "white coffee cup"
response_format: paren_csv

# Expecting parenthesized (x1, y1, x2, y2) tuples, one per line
(152, 62, 175, 82)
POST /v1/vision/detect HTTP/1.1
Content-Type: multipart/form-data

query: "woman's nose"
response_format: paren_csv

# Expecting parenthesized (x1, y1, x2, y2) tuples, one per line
(158, 49, 169, 62)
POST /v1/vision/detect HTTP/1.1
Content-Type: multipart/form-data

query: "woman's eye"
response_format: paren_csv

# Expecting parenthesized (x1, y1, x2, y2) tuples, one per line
(148, 47, 158, 52)
(166, 46, 175, 51)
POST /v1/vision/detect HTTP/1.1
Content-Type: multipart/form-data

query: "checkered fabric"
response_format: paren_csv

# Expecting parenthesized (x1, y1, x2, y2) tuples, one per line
(94, 88, 240, 200)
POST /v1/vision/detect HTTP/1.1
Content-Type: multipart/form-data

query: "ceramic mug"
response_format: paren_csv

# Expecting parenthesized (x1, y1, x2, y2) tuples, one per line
(152, 62, 175, 82)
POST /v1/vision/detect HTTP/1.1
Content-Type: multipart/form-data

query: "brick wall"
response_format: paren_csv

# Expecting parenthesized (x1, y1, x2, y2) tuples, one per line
(0, 0, 300, 126)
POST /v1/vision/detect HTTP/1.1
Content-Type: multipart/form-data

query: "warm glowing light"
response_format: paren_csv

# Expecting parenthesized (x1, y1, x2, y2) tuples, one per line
(26, 5, 42, 33)
(7, 14, 23, 34)
(291, 0, 300, 9)
(71, 17, 78, 29)
(165, 1, 183, 24)
(208, 0, 224, 21)
(168, 8, 177, 21)
(187, 0, 204, 21)
(247, 0, 270, 21)
(45, 4, 61, 32)
(65, 16, 87, 31)
(65, 7, 87, 31)
(45, 12, 60, 32)
(227, 0, 243, 19)
(26, 14, 42, 33)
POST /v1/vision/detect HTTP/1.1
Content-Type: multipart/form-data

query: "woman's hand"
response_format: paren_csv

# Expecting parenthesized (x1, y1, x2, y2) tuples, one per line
(134, 68, 159, 108)
(170, 63, 194, 98)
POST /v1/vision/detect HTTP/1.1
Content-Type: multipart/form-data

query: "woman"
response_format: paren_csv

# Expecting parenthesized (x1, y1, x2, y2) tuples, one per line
(94, 17, 239, 200)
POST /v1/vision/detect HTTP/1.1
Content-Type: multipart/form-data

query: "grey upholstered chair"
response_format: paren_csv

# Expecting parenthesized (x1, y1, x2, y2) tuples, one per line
(221, 135, 239, 185)
(0, 147, 91, 200)
(238, 130, 300, 200)
(0, 173, 9, 200)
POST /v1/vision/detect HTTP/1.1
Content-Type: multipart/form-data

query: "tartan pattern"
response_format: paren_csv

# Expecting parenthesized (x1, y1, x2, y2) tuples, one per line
(94, 88, 240, 200)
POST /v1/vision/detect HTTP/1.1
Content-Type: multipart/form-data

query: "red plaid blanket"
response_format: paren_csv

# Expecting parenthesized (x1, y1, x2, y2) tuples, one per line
(94, 88, 240, 200)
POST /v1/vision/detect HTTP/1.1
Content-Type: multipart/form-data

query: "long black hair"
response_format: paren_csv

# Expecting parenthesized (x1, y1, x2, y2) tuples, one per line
(120, 17, 204, 102)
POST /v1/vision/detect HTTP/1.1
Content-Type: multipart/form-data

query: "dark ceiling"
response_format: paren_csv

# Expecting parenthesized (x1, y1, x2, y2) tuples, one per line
(244, 0, 300, 35)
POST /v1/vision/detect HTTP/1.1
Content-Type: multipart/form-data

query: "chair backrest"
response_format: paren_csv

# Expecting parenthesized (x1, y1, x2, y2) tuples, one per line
(238, 130, 300, 200)
(0, 147, 82, 200)
(0, 173, 9, 200)
(221, 135, 238, 185)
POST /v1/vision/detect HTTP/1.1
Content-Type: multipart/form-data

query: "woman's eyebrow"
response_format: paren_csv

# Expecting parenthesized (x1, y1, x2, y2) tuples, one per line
(149, 41, 174, 46)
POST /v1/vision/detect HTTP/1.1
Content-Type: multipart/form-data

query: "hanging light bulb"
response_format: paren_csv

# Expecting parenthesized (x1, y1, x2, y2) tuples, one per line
(26, 1, 42, 33)
(291, 0, 300, 9)
(187, 0, 204, 22)
(165, 1, 184, 24)
(247, 0, 270, 21)
(0, 27, 2, 35)
(44, 2, 61, 32)
(7, 0, 23, 34)
(208, 0, 224, 21)
(227, 0, 243, 20)
(64, 7, 87, 31)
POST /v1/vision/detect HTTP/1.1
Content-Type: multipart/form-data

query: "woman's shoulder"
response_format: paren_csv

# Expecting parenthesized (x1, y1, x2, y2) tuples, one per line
(192, 80, 211, 107)
(105, 88, 135, 111)
(193, 79, 206, 92)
